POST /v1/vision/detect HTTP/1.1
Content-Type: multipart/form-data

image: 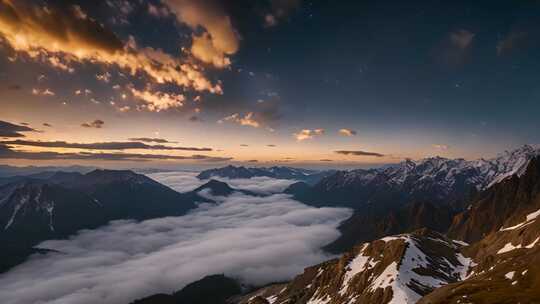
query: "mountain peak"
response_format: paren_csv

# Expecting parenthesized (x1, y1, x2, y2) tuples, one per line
(194, 179, 234, 196)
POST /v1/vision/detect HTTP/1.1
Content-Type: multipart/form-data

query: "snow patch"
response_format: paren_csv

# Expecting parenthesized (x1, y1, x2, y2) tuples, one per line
(500, 208, 540, 231)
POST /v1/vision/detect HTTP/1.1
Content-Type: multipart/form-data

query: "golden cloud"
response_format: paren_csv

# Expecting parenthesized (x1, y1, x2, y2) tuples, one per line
(338, 128, 357, 136)
(0, 0, 222, 95)
(130, 88, 186, 112)
(164, 0, 239, 68)
(219, 112, 261, 128)
(293, 129, 324, 141)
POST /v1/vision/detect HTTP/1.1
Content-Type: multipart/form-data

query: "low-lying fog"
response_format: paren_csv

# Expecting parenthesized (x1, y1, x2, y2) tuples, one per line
(0, 172, 351, 304)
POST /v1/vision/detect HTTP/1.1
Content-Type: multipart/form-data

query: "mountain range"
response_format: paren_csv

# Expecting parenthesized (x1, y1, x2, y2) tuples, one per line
(197, 165, 336, 186)
(287, 145, 540, 252)
(0, 171, 234, 273)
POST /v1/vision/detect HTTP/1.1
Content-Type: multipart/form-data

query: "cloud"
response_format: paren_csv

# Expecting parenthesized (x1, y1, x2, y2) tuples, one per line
(432, 144, 450, 150)
(264, 0, 302, 27)
(0, 0, 222, 95)
(293, 129, 324, 141)
(96, 72, 112, 83)
(0, 144, 231, 162)
(163, 0, 239, 68)
(1, 140, 212, 152)
(219, 112, 261, 128)
(147, 3, 170, 18)
(450, 29, 475, 49)
(436, 29, 475, 66)
(338, 128, 357, 136)
(497, 31, 528, 56)
(81, 120, 105, 129)
(319, 159, 333, 162)
(0, 120, 36, 137)
(247, 159, 258, 163)
(130, 88, 186, 112)
(0, 183, 350, 304)
(32, 88, 55, 96)
(149, 171, 298, 194)
(334, 150, 385, 157)
(188, 115, 200, 122)
(128, 138, 177, 144)
(42, 123, 52, 127)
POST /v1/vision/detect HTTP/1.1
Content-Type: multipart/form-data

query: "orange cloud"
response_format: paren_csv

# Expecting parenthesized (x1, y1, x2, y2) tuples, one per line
(339, 128, 357, 136)
(219, 112, 261, 128)
(164, 0, 239, 68)
(0, 0, 222, 95)
(130, 88, 186, 112)
(293, 129, 324, 141)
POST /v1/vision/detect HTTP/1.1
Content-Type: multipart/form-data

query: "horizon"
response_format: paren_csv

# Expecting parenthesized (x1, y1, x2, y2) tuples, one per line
(1, 143, 538, 172)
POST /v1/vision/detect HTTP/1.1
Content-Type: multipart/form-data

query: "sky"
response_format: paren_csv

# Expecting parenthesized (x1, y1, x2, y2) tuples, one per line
(0, 0, 539, 169)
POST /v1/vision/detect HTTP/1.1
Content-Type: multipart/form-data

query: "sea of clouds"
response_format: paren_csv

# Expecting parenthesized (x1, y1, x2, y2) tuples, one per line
(147, 171, 298, 194)
(0, 172, 351, 304)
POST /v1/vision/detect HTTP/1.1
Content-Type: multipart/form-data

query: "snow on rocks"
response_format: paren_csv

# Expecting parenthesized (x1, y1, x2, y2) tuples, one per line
(500, 208, 540, 231)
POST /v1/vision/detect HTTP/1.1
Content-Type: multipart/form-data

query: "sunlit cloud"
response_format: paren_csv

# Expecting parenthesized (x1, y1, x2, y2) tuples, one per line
(81, 119, 105, 129)
(0, 144, 230, 162)
(32, 88, 55, 96)
(0, 0, 222, 98)
(96, 72, 112, 83)
(219, 112, 261, 128)
(293, 129, 324, 141)
(1, 140, 212, 151)
(164, 0, 239, 68)
(338, 128, 357, 136)
(432, 144, 450, 150)
(130, 88, 185, 112)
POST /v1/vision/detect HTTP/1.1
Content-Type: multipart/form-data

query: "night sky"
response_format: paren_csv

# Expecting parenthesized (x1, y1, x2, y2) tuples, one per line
(0, 0, 539, 169)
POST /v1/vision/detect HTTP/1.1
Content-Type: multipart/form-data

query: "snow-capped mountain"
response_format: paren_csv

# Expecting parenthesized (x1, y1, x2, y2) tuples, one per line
(197, 165, 336, 185)
(305, 145, 540, 207)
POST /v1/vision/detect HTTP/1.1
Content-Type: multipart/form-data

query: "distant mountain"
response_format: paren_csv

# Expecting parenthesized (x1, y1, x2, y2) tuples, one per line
(0, 164, 95, 178)
(236, 229, 472, 304)
(0, 169, 198, 273)
(287, 145, 540, 253)
(291, 145, 540, 210)
(131, 274, 242, 304)
(197, 165, 335, 185)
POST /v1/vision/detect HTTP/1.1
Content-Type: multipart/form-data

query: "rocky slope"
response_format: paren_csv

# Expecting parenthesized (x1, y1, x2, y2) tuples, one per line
(448, 156, 540, 243)
(236, 229, 472, 304)
(419, 156, 540, 303)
